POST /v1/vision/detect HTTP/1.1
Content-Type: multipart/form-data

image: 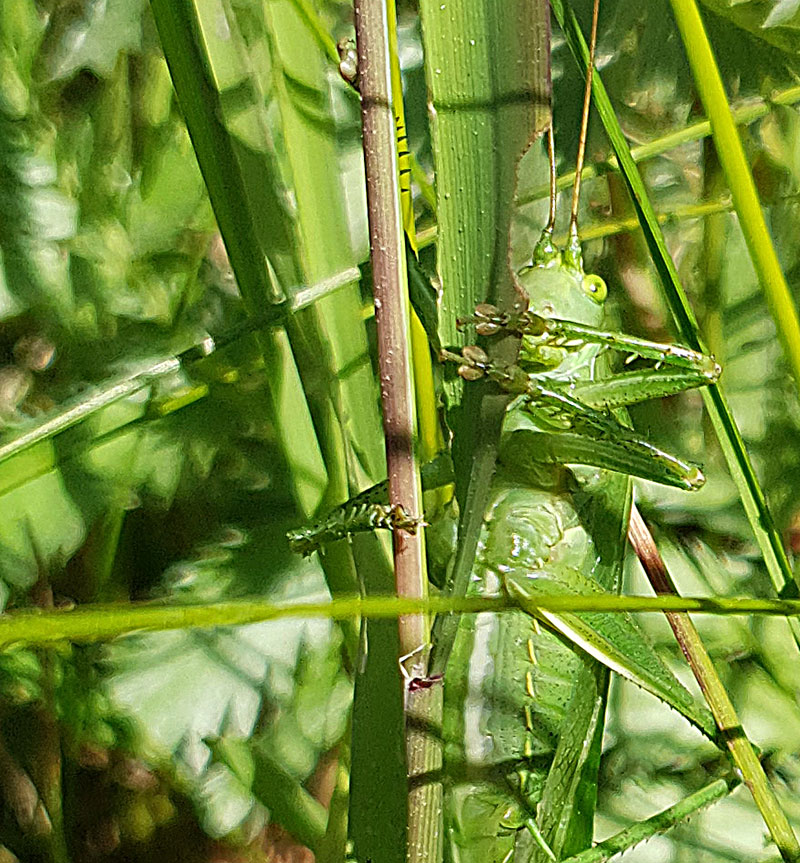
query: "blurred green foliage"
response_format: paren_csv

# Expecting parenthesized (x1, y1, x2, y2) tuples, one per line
(0, 0, 799, 861)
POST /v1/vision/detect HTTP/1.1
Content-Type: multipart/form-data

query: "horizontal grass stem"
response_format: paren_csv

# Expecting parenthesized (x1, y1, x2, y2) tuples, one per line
(417, 197, 733, 251)
(9, 593, 800, 648)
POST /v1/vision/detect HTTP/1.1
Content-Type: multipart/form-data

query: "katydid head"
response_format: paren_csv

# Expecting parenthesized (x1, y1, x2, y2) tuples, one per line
(517, 257, 607, 328)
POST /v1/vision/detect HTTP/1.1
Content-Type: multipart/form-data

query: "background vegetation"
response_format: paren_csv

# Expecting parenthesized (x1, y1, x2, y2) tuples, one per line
(1, 0, 800, 860)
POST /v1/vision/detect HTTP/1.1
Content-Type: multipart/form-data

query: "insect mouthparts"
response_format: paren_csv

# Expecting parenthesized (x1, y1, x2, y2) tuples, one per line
(684, 466, 706, 491)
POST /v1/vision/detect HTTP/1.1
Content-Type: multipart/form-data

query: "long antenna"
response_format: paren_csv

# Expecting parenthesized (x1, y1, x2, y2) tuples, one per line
(568, 0, 600, 259)
(545, 123, 557, 234)
(532, 122, 559, 265)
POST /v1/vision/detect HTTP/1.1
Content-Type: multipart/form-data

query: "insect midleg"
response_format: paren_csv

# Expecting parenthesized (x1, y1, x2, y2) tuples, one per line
(286, 498, 421, 557)
(564, 366, 716, 410)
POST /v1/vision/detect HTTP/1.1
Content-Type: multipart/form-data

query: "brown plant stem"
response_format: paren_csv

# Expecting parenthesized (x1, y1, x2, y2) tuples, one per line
(353, 2, 437, 862)
(353, 0, 426, 667)
(628, 504, 800, 862)
(28, 564, 68, 863)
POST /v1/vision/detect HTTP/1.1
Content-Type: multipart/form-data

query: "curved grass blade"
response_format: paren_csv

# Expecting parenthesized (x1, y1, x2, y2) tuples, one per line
(0, 267, 361, 489)
(209, 736, 328, 853)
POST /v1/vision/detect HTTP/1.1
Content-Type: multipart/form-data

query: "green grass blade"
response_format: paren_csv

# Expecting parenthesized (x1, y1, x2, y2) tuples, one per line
(12, 594, 800, 649)
(561, 775, 738, 863)
(152, 4, 403, 856)
(419, 0, 551, 678)
(148, 0, 293, 307)
(551, 0, 799, 603)
(669, 0, 800, 405)
(210, 737, 328, 852)
(260, 0, 386, 489)
(347, 538, 408, 863)
(149, 0, 328, 516)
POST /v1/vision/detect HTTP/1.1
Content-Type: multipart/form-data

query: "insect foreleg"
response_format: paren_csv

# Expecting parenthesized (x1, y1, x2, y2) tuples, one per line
(443, 348, 709, 489)
(440, 345, 530, 392)
(539, 318, 720, 379)
(461, 304, 720, 380)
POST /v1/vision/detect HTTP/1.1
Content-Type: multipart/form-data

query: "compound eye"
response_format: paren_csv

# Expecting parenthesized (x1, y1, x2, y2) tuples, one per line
(582, 273, 607, 304)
